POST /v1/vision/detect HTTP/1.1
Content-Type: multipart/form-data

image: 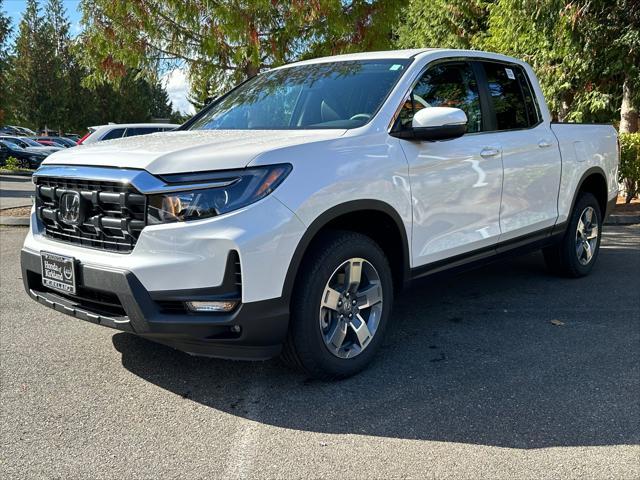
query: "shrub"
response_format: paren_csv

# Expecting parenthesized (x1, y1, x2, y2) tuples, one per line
(619, 133, 640, 203)
(4, 156, 21, 170)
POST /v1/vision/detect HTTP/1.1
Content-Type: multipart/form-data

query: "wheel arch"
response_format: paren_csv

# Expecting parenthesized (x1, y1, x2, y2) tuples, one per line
(572, 167, 609, 218)
(281, 200, 410, 300)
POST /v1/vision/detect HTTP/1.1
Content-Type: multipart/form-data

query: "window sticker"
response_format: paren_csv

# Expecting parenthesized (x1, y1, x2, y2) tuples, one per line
(389, 64, 402, 71)
(505, 68, 516, 80)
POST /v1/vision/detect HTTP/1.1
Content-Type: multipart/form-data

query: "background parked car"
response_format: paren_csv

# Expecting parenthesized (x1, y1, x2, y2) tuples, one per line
(1, 126, 24, 136)
(0, 140, 47, 169)
(2, 125, 38, 136)
(37, 130, 81, 142)
(0, 136, 62, 155)
(62, 133, 80, 142)
(77, 123, 179, 144)
(33, 139, 65, 148)
(34, 136, 77, 148)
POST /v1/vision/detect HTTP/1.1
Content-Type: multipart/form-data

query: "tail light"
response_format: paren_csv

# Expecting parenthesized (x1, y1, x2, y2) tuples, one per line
(77, 131, 91, 145)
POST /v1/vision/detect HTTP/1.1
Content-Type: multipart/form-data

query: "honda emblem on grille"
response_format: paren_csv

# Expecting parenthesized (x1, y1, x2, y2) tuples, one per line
(59, 192, 83, 225)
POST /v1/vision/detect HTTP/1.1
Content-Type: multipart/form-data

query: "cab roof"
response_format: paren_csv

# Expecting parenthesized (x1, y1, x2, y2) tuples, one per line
(273, 48, 525, 69)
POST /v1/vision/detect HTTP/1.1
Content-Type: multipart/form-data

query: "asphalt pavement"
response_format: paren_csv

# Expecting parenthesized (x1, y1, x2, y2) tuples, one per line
(1, 225, 639, 479)
(0, 174, 34, 209)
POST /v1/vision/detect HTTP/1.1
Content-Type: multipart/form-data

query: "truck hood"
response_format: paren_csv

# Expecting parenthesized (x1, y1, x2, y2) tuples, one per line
(42, 129, 347, 174)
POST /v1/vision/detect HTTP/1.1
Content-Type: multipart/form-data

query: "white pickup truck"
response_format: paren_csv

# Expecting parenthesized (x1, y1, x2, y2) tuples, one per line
(21, 49, 619, 379)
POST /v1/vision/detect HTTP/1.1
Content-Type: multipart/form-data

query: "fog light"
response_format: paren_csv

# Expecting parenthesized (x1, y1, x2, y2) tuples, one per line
(185, 301, 238, 313)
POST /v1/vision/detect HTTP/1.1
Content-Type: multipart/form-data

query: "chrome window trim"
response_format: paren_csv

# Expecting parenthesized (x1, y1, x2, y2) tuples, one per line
(33, 166, 236, 194)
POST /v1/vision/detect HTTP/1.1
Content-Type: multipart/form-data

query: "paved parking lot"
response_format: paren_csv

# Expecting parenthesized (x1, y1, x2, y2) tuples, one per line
(1, 225, 639, 479)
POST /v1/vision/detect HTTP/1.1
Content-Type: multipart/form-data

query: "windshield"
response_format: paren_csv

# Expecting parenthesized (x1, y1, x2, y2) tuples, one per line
(1, 140, 23, 150)
(21, 137, 43, 147)
(187, 59, 410, 131)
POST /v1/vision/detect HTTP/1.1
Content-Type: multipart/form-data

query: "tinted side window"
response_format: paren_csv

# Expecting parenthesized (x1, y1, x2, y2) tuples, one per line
(515, 67, 541, 126)
(399, 62, 482, 133)
(124, 127, 157, 137)
(482, 62, 538, 130)
(101, 128, 125, 140)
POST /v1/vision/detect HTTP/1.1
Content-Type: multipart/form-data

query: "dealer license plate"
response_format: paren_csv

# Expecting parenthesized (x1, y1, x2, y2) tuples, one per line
(41, 251, 76, 295)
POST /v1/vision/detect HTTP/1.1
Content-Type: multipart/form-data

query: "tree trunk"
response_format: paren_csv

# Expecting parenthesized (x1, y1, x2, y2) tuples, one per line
(243, 62, 259, 79)
(620, 74, 638, 134)
(620, 75, 639, 203)
(557, 92, 574, 122)
(557, 101, 570, 122)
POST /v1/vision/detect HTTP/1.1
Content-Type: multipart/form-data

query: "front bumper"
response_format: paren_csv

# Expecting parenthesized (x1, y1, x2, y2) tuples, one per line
(21, 249, 289, 360)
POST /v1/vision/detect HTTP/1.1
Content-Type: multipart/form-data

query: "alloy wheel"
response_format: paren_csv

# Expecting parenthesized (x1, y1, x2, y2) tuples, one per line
(318, 258, 384, 359)
(575, 206, 599, 266)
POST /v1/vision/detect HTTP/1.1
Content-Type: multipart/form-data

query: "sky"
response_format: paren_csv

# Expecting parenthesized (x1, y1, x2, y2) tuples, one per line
(4, 0, 194, 114)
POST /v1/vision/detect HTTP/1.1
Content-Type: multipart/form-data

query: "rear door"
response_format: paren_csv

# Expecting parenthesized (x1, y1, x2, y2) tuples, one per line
(479, 61, 561, 240)
(398, 61, 505, 267)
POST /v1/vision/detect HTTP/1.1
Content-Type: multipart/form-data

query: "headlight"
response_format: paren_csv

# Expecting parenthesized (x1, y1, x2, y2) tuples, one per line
(147, 164, 292, 224)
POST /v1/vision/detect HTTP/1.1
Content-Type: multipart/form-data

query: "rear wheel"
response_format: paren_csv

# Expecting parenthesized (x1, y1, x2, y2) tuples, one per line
(544, 192, 602, 277)
(282, 231, 393, 380)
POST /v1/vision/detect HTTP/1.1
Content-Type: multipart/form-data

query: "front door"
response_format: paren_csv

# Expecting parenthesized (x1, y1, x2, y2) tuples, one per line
(397, 61, 504, 268)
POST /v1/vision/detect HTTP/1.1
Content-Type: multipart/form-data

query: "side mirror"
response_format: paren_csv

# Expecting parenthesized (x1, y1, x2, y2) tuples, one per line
(394, 107, 468, 141)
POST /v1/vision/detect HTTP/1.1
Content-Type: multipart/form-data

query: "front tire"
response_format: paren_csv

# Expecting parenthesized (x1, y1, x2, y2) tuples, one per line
(544, 192, 602, 277)
(282, 231, 394, 380)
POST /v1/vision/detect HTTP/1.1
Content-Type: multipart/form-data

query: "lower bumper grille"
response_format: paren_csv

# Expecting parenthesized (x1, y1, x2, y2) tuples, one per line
(35, 177, 146, 253)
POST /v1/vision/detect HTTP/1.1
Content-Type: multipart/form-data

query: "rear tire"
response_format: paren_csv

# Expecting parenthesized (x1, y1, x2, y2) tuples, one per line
(543, 192, 602, 277)
(282, 231, 393, 380)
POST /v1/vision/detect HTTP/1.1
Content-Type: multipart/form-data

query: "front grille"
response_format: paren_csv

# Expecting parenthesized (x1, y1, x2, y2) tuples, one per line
(35, 177, 146, 253)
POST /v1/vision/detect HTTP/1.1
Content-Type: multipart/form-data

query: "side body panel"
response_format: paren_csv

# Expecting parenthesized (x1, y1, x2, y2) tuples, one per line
(550, 123, 619, 222)
(399, 133, 504, 266)
(254, 132, 413, 254)
(497, 123, 562, 240)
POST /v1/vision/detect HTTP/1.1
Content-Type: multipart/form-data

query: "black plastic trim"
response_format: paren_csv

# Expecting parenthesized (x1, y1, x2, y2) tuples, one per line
(390, 124, 466, 141)
(565, 166, 609, 220)
(470, 61, 494, 132)
(21, 249, 287, 360)
(409, 225, 565, 281)
(282, 200, 411, 299)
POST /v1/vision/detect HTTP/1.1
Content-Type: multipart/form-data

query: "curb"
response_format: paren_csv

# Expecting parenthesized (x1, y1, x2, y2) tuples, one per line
(1, 203, 32, 210)
(0, 217, 30, 226)
(0, 170, 34, 177)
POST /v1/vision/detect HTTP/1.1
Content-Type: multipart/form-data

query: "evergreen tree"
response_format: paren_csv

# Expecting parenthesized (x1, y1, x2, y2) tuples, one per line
(396, 0, 491, 49)
(11, 0, 43, 128)
(41, 0, 71, 132)
(0, 0, 12, 123)
(150, 81, 173, 120)
(396, 0, 639, 129)
(6, 0, 176, 132)
(78, 0, 401, 102)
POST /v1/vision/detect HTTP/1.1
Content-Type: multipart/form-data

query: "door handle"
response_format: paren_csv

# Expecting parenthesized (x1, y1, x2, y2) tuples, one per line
(480, 147, 500, 158)
(538, 140, 553, 148)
